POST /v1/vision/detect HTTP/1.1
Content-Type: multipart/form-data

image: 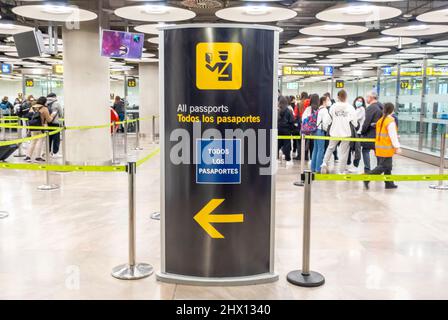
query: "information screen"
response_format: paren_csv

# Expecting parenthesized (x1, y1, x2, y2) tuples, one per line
(101, 30, 144, 59)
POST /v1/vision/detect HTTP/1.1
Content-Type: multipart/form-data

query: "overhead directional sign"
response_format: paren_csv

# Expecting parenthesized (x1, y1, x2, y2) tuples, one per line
(194, 199, 244, 239)
(283, 65, 333, 76)
(400, 79, 410, 89)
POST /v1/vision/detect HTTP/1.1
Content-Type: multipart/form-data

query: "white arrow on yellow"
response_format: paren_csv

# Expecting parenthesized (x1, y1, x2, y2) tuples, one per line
(193, 199, 244, 239)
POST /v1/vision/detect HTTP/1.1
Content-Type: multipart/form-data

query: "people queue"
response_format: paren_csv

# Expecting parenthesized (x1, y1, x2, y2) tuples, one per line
(278, 89, 402, 189)
(0, 94, 63, 163)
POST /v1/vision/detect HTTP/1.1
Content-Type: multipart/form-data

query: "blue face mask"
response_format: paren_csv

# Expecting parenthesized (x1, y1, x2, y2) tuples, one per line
(355, 101, 363, 108)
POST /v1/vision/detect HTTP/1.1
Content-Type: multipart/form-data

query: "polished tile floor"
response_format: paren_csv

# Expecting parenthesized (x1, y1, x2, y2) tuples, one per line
(0, 138, 447, 299)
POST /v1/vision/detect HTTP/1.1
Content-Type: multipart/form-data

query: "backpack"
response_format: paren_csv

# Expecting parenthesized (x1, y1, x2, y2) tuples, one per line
(301, 110, 319, 135)
(18, 102, 31, 118)
(28, 110, 42, 128)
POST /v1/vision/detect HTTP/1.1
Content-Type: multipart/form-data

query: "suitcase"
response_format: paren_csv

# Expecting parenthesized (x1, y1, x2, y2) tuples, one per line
(0, 144, 19, 161)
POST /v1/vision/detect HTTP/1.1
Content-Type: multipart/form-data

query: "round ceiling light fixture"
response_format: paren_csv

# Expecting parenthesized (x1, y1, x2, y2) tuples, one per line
(382, 24, 448, 36)
(427, 40, 448, 47)
(288, 37, 345, 46)
(417, 8, 448, 23)
(300, 23, 368, 36)
(340, 46, 391, 54)
(327, 53, 371, 59)
(115, 5, 196, 22)
(358, 36, 418, 47)
(401, 47, 448, 54)
(12, 4, 97, 22)
(280, 46, 329, 53)
(316, 3, 401, 23)
(279, 53, 317, 59)
(215, 6, 296, 22)
(134, 23, 174, 34)
(0, 22, 34, 35)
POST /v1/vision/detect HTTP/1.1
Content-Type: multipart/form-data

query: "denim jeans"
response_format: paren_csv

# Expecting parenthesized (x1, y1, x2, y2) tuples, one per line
(362, 147, 373, 173)
(311, 129, 326, 172)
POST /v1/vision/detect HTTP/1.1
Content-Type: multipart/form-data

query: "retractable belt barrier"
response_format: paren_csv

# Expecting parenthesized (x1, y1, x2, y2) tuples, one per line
(315, 174, 448, 182)
(277, 135, 376, 143)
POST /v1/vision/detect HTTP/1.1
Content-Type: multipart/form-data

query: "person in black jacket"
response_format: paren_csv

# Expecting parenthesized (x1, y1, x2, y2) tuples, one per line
(278, 96, 294, 165)
(361, 91, 383, 173)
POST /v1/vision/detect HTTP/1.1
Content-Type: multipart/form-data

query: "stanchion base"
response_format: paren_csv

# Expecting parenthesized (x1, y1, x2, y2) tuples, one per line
(0, 211, 9, 219)
(429, 184, 448, 190)
(294, 181, 304, 187)
(112, 263, 154, 280)
(287, 270, 325, 287)
(38, 184, 60, 191)
(151, 212, 161, 220)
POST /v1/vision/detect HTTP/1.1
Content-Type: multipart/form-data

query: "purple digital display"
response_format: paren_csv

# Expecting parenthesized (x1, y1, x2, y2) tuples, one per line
(101, 30, 144, 59)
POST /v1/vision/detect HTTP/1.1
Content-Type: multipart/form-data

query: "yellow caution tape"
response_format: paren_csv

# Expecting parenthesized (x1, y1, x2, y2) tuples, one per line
(65, 124, 112, 131)
(0, 162, 126, 172)
(0, 128, 62, 147)
(0, 124, 60, 131)
(315, 174, 448, 182)
(136, 148, 160, 167)
(278, 136, 301, 140)
(304, 135, 375, 142)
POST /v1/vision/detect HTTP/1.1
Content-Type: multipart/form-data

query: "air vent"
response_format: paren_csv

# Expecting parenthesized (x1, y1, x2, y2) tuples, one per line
(181, 0, 223, 9)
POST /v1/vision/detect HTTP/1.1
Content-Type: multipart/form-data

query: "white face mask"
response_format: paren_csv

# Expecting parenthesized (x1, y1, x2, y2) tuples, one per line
(326, 100, 332, 107)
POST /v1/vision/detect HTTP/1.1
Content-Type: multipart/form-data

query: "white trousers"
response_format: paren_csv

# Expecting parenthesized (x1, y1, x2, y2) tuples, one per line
(323, 140, 351, 173)
(27, 131, 44, 160)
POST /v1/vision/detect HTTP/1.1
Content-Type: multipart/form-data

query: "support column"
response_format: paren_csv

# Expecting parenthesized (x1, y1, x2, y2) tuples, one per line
(63, 21, 111, 164)
(138, 63, 159, 139)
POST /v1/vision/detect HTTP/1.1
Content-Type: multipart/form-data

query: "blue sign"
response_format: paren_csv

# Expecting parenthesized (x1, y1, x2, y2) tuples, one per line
(196, 139, 241, 184)
(383, 66, 392, 76)
(324, 66, 334, 76)
(1, 63, 12, 74)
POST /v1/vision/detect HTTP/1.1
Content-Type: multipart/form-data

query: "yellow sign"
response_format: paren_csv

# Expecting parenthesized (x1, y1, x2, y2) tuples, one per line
(127, 78, 137, 88)
(53, 65, 64, 74)
(336, 80, 345, 89)
(282, 66, 328, 76)
(400, 80, 410, 89)
(25, 79, 34, 87)
(194, 199, 244, 239)
(196, 42, 243, 90)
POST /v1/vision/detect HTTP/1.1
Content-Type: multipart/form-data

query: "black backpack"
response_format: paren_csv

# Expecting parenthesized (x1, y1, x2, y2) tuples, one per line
(28, 110, 42, 128)
(18, 102, 31, 118)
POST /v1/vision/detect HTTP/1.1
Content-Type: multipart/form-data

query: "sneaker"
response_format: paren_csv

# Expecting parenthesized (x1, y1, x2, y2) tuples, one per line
(24, 157, 31, 162)
(385, 184, 398, 189)
(320, 164, 328, 174)
(285, 160, 294, 167)
(347, 167, 359, 174)
(35, 157, 46, 162)
(52, 153, 62, 159)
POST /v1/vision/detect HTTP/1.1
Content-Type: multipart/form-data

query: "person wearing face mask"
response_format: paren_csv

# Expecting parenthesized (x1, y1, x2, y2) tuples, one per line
(347, 96, 366, 172)
(361, 91, 383, 173)
(310, 96, 332, 173)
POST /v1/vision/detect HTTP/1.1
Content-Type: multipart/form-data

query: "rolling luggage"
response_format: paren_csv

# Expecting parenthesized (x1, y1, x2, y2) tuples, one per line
(0, 144, 19, 162)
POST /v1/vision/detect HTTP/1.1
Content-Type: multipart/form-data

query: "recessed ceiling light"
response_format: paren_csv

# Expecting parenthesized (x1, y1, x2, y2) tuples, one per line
(378, 37, 397, 42)
(407, 25, 429, 31)
(42, 5, 74, 15)
(245, 6, 269, 16)
(309, 37, 324, 42)
(344, 5, 373, 16)
(143, 5, 169, 15)
(0, 24, 16, 30)
(321, 24, 345, 31)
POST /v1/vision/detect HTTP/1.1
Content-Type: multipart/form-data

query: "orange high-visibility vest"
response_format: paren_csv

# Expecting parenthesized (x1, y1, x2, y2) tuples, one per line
(375, 115, 396, 158)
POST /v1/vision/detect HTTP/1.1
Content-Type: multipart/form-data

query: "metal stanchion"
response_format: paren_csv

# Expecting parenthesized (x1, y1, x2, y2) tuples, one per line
(150, 212, 160, 220)
(134, 119, 143, 151)
(294, 134, 306, 187)
(124, 119, 128, 156)
(38, 131, 59, 191)
(61, 127, 67, 166)
(287, 171, 325, 287)
(0, 211, 9, 219)
(430, 132, 448, 190)
(152, 115, 156, 144)
(112, 162, 153, 280)
(14, 118, 25, 158)
(112, 122, 119, 165)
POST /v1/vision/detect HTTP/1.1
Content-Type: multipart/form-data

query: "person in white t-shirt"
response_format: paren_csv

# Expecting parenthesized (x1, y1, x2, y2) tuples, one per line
(320, 90, 358, 174)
